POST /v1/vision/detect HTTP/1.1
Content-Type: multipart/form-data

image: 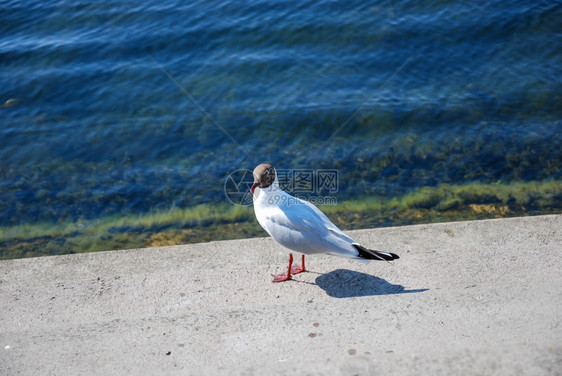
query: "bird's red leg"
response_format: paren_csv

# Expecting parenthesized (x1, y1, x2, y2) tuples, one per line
(272, 253, 293, 283)
(291, 254, 306, 274)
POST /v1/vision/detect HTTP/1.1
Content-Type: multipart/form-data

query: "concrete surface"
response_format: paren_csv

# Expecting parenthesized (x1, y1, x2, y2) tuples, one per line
(1, 215, 561, 375)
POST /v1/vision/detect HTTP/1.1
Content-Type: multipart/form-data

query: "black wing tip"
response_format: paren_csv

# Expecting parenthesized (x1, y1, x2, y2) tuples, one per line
(352, 243, 399, 261)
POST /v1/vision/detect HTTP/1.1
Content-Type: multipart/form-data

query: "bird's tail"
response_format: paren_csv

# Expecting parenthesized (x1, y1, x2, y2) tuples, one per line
(352, 243, 399, 261)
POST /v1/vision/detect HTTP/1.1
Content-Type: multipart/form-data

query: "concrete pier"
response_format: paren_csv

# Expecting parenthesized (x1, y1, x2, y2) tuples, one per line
(1, 215, 561, 375)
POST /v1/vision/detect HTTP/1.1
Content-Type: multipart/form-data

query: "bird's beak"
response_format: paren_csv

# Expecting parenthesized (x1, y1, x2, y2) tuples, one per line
(250, 182, 259, 194)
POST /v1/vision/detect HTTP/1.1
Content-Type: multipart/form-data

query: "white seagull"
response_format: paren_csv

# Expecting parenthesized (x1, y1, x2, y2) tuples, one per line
(250, 163, 399, 282)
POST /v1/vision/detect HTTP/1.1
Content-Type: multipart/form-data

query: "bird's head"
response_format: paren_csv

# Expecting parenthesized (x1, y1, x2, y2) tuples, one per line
(250, 163, 276, 193)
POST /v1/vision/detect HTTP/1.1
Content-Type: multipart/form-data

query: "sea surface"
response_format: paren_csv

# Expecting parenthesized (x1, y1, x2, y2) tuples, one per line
(1, 0, 561, 258)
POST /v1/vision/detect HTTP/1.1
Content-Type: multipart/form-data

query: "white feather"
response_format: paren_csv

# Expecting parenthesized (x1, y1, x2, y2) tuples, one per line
(253, 172, 366, 261)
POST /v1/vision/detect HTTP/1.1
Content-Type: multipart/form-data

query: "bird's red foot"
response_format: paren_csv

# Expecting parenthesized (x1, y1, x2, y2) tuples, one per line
(272, 272, 291, 282)
(291, 254, 306, 274)
(271, 253, 298, 283)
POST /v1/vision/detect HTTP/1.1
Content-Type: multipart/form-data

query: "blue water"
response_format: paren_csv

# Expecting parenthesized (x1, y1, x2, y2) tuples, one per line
(1, 0, 561, 226)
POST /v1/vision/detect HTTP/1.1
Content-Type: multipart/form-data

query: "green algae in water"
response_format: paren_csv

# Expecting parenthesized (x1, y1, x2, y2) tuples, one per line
(1, 179, 560, 260)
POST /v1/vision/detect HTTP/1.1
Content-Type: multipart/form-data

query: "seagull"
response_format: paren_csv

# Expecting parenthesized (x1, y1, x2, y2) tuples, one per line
(250, 163, 399, 282)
